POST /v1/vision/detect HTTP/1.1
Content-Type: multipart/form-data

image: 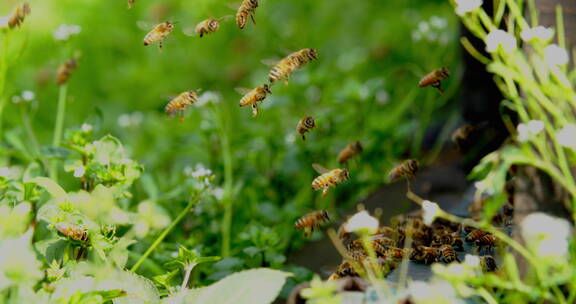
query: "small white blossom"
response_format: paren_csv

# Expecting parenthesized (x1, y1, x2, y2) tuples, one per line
(195, 91, 222, 107)
(429, 16, 447, 29)
(517, 120, 544, 142)
(422, 200, 440, 225)
(53, 24, 82, 41)
(21, 90, 35, 101)
(81, 123, 93, 132)
(212, 187, 224, 200)
(417, 21, 429, 33)
(521, 212, 572, 259)
(455, 0, 483, 16)
(344, 210, 379, 234)
(73, 166, 85, 178)
(544, 44, 569, 66)
(520, 26, 554, 42)
(464, 254, 480, 267)
(556, 124, 576, 150)
(485, 29, 517, 53)
(408, 280, 462, 304)
(117, 112, 143, 128)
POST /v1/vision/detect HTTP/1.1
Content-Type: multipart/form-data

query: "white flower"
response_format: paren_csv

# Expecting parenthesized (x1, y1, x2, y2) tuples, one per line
(196, 91, 222, 107)
(520, 26, 554, 42)
(81, 123, 92, 132)
(544, 44, 569, 66)
(429, 16, 447, 29)
(417, 21, 429, 33)
(485, 29, 517, 53)
(0, 230, 43, 289)
(212, 187, 225, 200)
(344, 210, 379, 234)
(21, 90, 35, 101)
(53, 24, 82, 41)
(408, 280, 462, 304)
(422, 200, 440, 225)
(118, 114, 131, 128)
(521, 212, 572, 259)
(517, 120, 544, 142)
(73, 166, 85, 178)
(455, 0, 483, 16)
(556, 124, 576, 150)
(464, 254, 480, 267)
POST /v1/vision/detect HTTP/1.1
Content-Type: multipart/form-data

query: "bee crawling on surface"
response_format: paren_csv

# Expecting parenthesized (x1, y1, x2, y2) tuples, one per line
(465, 229, 489, 243)
(431, 232, 464, 251)
(328, 261, 356, 281)
(411, 246, 439, 265)
(480, 255, 498, 272)
(418, 67, 450, 95)
(296, 116, 316, 140)
(235, 0, 259, 29)
(294, 210, 330, 238)
(338, 141, 363, 164)
(311, 164, 350, 197)
(55, 222, 89, 242)
(237, 84, 272, 117)
(143, 21, 175, 50)
(56, 58, 78, 86)
(267, 48, 318, 85)
(388, 159, 419, 182)
(165, 90, 199, 121)
(474, 233, 496, 253)
(439, 244, 460, 263)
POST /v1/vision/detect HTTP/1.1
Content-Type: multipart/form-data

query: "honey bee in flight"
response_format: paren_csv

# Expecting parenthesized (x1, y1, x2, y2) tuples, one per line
(451, 124, 476, 152)
(143, 21, 175, 50)
(268, 48, 318, 85)
(194, 16, 232, 38)
(237, 84, 272, 117)
(419, 67, 450, 95)
(7, 2, 31, 29)
(165, 90, 198, 121)
(296, 116, 316, 140)
(56, 59, 78, 86)
(388, 159, 419, 182)
(311, 164, 350, 197)
(236, 0, 258, 29)
(55, 222, 89, 242)
(338, 141, 363, 164)
(294, 210, 330, 238)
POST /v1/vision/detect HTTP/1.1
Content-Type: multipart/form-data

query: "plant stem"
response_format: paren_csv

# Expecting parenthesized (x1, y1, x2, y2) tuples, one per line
(130, 190, 205, 272)
(50, 84, 68, 180)
(180, 264, 193, 290)
(0, 33, 9, 136)
(19, 105, 40, 158)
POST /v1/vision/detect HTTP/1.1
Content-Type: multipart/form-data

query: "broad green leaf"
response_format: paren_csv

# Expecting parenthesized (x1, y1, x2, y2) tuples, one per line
(31, 177, 67, 199)
(191, 268, 291, 304)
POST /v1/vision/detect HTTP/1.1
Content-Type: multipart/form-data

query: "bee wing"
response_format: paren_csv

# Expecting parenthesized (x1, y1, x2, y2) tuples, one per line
(137, 20, 156, 31)
(312, 163, 329, 174)
(218, 15, 234, 22)
(227, 2, 242, 10)
(261, 58, 280, 67)
(182, 26, 197, 37)
(235, 87, 252, 95)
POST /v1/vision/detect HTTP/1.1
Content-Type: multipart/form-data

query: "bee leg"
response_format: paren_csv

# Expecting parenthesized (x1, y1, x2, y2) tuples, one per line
(322, 188, 328, 197)
(251, 104, 259, 117)
(158, 41, 163, 51)
(250, 13, 256, 25)
(431, 82, 444, 95)
(302, 134, 306, 141)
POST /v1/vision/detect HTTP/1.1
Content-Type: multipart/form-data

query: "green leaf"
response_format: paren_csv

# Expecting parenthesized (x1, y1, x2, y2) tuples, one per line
(35, 238, 68, 263)
(189, 268, 291, 304)
(31, 177, 67, 199)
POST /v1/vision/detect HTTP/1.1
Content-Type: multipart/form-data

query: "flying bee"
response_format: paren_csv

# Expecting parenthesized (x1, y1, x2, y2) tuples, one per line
(451, 124, 476, 152)
(237, 84, 272, 117)
(439, 245, 460, 263)
(236, 0, 258, 29)
(7, 2, 31, 29)
(481, 255, 498, 272)
(55, 222, 88, 242)
(194, 16, 232, 38)
(465, 229, 488, 243)
(338, 141, 363, 164)
(294, 210, 330, 238)
(56, 59, 78, 86)
(474, 234, 496, 253)
(165, 90, 198, 120)
(418, 67, 450, 95)
(143, 21, 175, 50)
(296, 116, 316, 140)
(411, 246, 439, 265)
(388, 159, 419, 182)
(127, 0, 136, 9)
(311, 164, 350, 197)
(268, 48, 318, 85)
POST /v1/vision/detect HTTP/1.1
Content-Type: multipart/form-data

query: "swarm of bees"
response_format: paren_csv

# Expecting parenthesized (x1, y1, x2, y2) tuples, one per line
(56, 58, 78, 86)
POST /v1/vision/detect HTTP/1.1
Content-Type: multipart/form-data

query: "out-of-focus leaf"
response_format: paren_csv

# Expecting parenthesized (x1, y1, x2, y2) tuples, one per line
(31, 177, 67, 199)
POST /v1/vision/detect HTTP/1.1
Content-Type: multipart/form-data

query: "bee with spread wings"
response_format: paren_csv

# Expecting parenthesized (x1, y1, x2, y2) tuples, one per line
(311, 164, 350, 197)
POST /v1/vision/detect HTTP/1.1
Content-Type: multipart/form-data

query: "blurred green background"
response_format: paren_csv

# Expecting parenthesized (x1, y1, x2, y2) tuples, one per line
(0, 0, 461, 287)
